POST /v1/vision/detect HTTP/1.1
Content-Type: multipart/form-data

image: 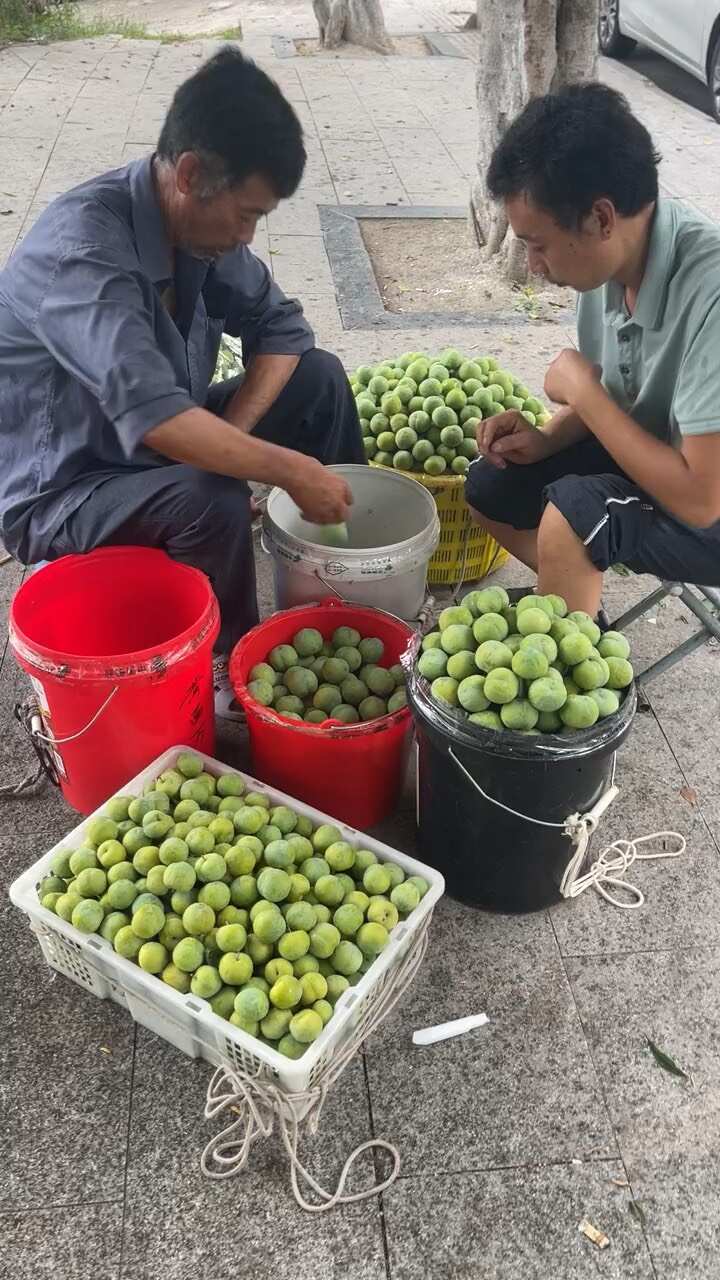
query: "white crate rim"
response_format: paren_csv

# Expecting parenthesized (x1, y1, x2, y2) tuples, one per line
(10, 745, 444, 1095)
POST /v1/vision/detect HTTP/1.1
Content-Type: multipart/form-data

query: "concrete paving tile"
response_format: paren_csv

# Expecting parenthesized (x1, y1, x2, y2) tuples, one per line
(382, 1163, 655, 1280)
(1, 656, 135, 1210)
(0, 107, 70, 140)
(643, 641, 720, 793)
(121, 1189, 386, 1280)
(52, 122, 128, 150)
(0, 212, 23, 266)
(365, 899, 616, 1175)
(550, 712, 720, 957)
(121, 144, 153, 164)
(0, 1203, 124, 1280)
(0, 137, 53, 197)
(0, 63, 30, 95)
(267, 196, 329, 237)
(2, 953, 135, 1210)
(568, 947, 720, 1164)
(315, 118, 379, 141)
(567, 947, 720, 1277)
(628, 1151, 720, 1280)
(689, 196, 720, 218)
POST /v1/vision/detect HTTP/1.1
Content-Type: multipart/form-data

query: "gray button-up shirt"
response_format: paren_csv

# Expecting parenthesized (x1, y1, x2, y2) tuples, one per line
(0, 155, 314, 558)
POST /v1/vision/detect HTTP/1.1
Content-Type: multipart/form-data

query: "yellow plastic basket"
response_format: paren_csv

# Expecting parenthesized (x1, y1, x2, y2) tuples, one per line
(370, 462, 508, 587)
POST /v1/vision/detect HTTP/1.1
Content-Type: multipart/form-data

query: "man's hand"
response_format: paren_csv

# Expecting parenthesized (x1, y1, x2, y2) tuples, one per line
(544, 349, 601, 408)
(288, 458, 353, 525)
(476, 411, 555, 469)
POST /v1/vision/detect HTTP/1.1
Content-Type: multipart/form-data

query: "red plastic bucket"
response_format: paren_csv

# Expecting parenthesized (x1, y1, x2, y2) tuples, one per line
(9, 547, 220, 814)
(229, 599, 414, 829)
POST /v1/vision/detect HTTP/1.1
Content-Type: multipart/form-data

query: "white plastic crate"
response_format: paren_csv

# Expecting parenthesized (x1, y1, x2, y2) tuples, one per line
(10, 746, 444, 1095)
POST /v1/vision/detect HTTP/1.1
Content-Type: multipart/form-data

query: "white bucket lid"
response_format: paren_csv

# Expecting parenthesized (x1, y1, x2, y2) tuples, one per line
(263, 465, 441, 582)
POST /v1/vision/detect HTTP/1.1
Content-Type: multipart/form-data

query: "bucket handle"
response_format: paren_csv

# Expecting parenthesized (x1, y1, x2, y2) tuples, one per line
(448, 745, 619, 835)
(311, 569, 436, 634)
(29, 686, 119, 748)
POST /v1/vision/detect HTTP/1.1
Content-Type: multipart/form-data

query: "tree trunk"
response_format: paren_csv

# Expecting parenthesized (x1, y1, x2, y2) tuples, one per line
(313, 0, 394, 54)
(471, 0, 598, 282)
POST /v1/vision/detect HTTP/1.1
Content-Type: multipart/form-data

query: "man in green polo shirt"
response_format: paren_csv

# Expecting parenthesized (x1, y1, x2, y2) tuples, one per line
(466, 83, 720, 615)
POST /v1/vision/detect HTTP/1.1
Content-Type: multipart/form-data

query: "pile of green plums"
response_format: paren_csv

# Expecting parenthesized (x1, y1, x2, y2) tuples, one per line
(246, 625, 407, 726)
(37, 753, 430, 1059)
(416, 586, 633, 734)
(350, 350, 550, 478)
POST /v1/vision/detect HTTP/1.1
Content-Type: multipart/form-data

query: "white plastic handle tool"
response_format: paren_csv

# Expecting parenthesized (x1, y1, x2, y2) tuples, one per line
(412, 1013, 489, 1046)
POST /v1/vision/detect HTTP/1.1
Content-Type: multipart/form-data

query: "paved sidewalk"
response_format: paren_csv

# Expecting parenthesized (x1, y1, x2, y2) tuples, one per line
(1, 30, 720, 1280)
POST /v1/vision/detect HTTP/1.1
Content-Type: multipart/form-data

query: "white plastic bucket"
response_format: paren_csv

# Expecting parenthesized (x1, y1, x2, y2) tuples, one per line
(262, 464, 441, 620)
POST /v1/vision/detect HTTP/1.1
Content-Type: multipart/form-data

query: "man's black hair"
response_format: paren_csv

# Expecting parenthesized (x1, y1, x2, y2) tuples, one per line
(487, 82, 661, 228)
(157, 46, 305, 198)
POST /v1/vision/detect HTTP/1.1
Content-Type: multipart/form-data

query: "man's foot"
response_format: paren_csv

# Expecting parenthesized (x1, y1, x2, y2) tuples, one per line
(213, 655, 245, 722)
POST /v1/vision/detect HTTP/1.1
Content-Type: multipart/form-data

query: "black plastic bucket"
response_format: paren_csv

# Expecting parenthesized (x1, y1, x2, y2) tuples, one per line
(407, 652, 636, 914)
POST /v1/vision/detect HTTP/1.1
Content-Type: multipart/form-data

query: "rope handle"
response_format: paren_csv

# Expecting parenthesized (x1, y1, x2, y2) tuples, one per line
(448, 747, 686, 910)
(200, 924, 429, 1210)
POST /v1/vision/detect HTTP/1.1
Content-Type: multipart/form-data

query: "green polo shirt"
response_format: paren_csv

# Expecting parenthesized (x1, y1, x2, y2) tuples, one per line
(577, 197, 720, 446)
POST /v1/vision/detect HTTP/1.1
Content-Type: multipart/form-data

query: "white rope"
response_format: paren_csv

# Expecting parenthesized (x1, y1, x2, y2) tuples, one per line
(559, 831, 686, 908)
(200, 924, 429, 1211)
(448, 747, 686, 910)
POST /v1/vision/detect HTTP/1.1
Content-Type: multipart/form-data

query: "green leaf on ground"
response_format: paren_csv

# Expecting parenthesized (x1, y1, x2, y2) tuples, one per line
(646, 1037, 689, 1080)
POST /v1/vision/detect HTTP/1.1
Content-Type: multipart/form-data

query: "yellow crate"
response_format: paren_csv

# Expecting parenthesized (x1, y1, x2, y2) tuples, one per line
(370, 462, 508, 587)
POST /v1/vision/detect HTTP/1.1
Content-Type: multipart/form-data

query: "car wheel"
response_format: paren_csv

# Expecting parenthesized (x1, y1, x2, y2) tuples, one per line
(708, 36, 720, 122)
(598, 0, 637, 57)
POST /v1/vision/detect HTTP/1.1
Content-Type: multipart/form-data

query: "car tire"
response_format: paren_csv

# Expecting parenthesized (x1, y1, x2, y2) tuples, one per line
(598, 0, 637, 58)
(708, 36, 720, 122)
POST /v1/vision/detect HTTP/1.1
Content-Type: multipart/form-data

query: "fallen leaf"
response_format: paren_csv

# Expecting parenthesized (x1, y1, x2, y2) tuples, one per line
(611, 1177, 630, 1188)
(579, 1219, 609, 1249)
(230, 1104, 243, 1116)
(0, 210, 14, 217)
(646, 1037, 689, 1080)
(628, 1200, 646, 1227)
(680, 785, 698, 806)
(99, 1045, 111, 1055)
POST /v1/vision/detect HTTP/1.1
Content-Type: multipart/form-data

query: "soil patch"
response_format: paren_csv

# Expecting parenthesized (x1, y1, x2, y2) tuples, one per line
(295, 35, 429, 57)
(359, 216, 575, 320)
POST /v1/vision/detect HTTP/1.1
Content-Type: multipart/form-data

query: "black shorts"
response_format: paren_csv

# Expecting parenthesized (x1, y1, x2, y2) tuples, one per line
(465, 438, 720, 585)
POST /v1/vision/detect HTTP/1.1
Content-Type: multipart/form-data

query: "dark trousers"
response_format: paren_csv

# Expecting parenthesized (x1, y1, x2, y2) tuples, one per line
(45, 349, 365, 651)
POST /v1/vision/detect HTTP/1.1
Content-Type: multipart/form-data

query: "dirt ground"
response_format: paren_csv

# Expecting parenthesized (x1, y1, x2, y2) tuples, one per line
(295, 35, 429, 57)
(360, 217, 575, 320)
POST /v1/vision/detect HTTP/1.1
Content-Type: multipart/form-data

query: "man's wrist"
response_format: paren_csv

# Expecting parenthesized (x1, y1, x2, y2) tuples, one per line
(570, 377, 609, 427)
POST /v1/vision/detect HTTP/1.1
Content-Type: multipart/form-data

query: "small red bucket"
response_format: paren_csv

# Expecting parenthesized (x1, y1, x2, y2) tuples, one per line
(10, 547, 220, 814)
(229, 599, 413, 828)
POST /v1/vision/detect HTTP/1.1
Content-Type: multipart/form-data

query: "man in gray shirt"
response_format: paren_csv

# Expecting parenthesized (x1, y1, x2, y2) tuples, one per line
(467, 84, 720, 614)
(0, 46, 362, 710)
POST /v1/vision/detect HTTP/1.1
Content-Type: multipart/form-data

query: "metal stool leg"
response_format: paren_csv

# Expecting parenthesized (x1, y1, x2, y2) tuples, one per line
(611, 583, 671, 631)
(611, 580, 719, 687)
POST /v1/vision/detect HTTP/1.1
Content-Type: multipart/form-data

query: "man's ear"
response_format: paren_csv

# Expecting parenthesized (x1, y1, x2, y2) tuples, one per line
(174, 152, 203, 196)
(590, 198, 617, 241)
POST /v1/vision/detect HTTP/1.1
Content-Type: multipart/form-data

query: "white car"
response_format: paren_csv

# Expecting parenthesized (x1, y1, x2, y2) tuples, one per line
(599, 0, 720, 119)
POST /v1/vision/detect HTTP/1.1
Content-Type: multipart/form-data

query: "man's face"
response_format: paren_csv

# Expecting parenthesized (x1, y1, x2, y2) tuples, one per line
(172, 158, 279, 259)
(505, 192, 618, 292)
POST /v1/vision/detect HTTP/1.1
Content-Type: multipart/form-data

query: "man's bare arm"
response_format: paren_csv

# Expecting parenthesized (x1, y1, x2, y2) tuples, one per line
(540, 405, 590, 452)
(574, 382, 720, 527)
(545, 350, 720, 528)
(144, 405, 351, 524)
(220, 353, 300, 434)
